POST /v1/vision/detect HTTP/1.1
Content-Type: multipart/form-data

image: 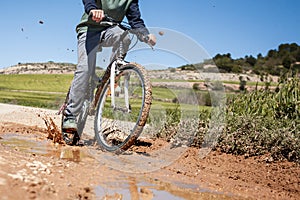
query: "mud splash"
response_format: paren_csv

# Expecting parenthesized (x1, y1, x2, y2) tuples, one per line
(42, 116, 64, 144)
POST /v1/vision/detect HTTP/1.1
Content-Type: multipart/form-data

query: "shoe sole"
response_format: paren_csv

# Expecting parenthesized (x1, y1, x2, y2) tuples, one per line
(62, 128, 78, 133)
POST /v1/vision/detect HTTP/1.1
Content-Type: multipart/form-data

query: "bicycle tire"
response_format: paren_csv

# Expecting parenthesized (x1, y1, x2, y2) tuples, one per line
(94, 62, 152, 153)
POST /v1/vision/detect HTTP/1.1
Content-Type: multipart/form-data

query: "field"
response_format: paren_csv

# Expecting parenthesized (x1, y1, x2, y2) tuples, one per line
(0, 74, 71, 108)
(0, 74, 211, 109)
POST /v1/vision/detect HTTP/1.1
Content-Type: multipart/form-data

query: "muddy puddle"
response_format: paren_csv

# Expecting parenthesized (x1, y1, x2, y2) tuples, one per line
(0, 133, 90, 162)
(94, 176, 236, 200)
(0, 133, 236, 199)
(0, 133, 52, 155)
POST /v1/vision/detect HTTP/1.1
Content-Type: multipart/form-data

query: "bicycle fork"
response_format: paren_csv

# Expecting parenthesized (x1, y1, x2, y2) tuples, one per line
(110, 60, 131, 113)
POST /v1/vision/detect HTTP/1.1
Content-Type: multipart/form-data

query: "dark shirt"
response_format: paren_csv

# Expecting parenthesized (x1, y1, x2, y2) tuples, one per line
(82, 0, 149, 35)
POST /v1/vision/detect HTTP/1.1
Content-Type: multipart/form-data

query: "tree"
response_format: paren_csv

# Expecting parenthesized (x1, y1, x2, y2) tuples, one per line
(186, 42, 300, 75)
(239, 76, 247, 91)
(214, 55, 233, 72)
(282, 55, 295, 69)
(289, 43, 298, 52)
(257, 53, 263, 59)
(267, 49, 277, 58)
(245, 55, 256, 66)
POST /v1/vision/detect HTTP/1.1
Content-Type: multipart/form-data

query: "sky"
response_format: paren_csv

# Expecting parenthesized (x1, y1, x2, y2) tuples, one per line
(0, 0, 299, 69)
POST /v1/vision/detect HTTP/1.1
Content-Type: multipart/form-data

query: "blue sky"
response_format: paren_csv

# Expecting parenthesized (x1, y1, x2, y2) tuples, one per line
(0, 0, 299, 69)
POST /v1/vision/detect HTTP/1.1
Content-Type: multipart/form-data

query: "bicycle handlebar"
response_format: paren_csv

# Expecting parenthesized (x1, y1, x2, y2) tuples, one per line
(102, 14, 119, 24)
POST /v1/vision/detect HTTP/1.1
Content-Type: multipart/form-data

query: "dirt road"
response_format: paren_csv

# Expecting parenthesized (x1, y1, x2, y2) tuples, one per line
(0, 103, 299, 199)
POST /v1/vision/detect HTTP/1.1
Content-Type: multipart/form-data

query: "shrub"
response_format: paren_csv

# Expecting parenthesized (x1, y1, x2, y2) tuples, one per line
(218, 73, 300, 162)
(157, 73, 300, 163)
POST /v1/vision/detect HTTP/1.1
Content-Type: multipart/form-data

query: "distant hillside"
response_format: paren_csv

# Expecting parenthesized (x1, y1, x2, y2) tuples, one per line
(0, 62, 76, 75)
(0, 61, 279, 84)
(178, 43, 300, 76)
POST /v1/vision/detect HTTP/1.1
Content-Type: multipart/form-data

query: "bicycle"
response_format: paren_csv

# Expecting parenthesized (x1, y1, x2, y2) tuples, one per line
(58, 15, 152, 153)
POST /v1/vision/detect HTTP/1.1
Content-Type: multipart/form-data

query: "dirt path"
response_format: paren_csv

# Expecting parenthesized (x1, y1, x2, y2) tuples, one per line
(0, 103, 299, 199)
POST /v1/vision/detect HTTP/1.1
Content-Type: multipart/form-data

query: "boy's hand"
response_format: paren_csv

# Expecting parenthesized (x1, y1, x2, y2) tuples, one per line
(147, 34, 156, 46)
(89, 9, 104, 23)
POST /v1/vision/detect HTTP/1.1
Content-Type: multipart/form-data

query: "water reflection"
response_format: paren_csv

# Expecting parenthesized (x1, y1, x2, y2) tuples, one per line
(95, 177, 183, 200)
(94, 175, 237, 200)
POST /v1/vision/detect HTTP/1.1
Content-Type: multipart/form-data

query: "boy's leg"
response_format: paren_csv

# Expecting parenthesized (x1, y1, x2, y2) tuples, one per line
(64, 31, 101, 121)
(100, 26, 131, 61)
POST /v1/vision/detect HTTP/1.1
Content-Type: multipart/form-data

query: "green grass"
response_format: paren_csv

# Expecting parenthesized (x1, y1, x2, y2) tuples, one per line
(152, 78, 278, 87)
(0, 89, 66, 109)
(0, 74, 72, 109)
(152, 87, 177, 99)
(0, 74, 210, 110)
(0, 74, 72, 92)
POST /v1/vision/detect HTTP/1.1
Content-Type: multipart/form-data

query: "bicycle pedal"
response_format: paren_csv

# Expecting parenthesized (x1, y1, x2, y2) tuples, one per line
(77, 140, 85, 146)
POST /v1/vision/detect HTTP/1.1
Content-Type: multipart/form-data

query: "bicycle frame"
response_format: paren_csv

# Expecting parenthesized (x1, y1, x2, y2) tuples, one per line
(89, 16, 140, 114)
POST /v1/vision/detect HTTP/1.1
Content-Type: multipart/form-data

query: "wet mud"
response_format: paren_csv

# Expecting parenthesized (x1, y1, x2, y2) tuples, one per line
(0, 130, 236, 199)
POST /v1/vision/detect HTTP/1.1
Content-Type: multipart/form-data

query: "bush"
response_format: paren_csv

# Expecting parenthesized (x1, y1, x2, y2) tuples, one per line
(157, 73, 300, 163)
(218, 74, 300, 162)
(218, 115, 299, 161)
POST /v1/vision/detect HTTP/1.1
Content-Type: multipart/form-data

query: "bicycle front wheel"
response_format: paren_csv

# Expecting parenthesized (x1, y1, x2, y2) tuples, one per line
(94, 62, 152, 153)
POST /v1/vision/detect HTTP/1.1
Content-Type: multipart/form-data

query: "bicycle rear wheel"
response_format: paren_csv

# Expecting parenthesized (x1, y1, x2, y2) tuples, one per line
(94, 62, 152, 153)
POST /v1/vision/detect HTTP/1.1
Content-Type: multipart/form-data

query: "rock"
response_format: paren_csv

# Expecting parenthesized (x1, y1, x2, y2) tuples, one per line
(0, 177, 7, 185)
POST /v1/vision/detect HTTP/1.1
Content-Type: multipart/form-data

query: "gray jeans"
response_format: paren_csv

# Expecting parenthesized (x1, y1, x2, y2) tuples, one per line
(65, 26, 131, 117)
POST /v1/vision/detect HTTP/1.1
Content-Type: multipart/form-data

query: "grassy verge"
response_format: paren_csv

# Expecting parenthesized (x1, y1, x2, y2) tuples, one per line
(156, 73, 300, 163)
(218, 74, 300, 162)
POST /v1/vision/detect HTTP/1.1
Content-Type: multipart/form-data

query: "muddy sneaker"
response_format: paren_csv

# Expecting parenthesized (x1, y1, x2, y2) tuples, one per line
(62, 116, 77, 132)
